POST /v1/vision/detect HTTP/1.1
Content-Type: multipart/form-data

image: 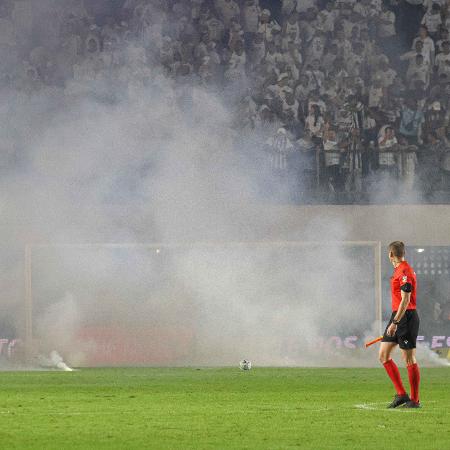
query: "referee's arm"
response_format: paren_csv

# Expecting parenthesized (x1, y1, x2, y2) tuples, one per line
(387, 288, 411, 337)
(393, 289, 411, 323)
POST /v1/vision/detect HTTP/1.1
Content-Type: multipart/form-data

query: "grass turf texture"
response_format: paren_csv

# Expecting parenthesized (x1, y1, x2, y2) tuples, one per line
(0, 368, 449, 449)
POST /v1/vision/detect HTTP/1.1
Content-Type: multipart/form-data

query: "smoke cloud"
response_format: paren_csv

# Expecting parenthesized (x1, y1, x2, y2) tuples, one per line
(0, 1, 443, 369)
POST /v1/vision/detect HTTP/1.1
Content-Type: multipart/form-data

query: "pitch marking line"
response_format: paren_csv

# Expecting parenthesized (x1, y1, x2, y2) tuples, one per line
(354, 401, 436, 411)
(354, 403, 377, 410)
(0, 401, 438, 416)
(0, 410, 141, 416)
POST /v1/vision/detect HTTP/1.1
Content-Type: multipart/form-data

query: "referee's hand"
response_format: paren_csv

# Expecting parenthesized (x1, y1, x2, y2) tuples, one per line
(387, 323, 397, 337)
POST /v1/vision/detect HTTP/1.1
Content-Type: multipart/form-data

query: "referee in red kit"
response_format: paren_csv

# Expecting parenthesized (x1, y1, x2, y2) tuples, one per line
(379, 241, 421, 408)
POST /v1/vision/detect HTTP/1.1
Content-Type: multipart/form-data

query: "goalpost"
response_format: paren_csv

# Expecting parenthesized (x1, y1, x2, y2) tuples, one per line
(23, 241, 383, 362)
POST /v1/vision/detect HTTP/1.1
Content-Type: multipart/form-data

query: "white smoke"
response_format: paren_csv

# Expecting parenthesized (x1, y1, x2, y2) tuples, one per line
(50, 350, 74, 371)
(0, 1, 448, 369)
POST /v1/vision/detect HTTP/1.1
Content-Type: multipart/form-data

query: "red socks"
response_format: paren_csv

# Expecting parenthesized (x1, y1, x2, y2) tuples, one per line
(407, 363, 420, 403)
(383, 359, 407, 396)
(383, 359, 421, 403)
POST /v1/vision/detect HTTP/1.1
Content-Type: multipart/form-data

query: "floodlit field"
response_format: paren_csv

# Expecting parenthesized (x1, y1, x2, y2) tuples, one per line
(0, 367, 449, 449)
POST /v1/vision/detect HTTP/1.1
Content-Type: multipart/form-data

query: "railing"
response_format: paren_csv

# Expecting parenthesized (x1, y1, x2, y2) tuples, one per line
(265, 144, 450, 204)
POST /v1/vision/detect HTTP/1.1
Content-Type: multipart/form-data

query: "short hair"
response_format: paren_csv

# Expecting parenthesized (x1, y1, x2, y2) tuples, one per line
(389, 241, 405, 258)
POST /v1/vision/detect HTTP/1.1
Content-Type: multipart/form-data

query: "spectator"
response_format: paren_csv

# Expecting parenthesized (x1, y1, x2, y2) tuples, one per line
(191, 0, 204, 21)
(332, 28, 352, 59)
(215, 0, 240, 28)
(258, 9, 281, 43)
(423, 0, 447, 11)
(305, 104, 325, 144)
(377, 125, 399, 177)
(308, 90, 326, 115)
(368, 77, 385, 109)
(430, 73, 450, 99)
(305, 33, 326, 65)
(249, 32, 265, 66)
(265, 128, 296, 196)
(254, 104, 275, 129)
(283, 41, 302, 79)
(281, 88, 299, 123)
(435, 26, 449, 52)
(242, 0, 260, 44)
(377, 2, 396, 54)
(7, 0, 450, 203)
(374, 57, 397, 88)
(424, 101, 446, 135)
(73, 35, 103, 82)
(388, 76, 407, 107)
(421, 2, 442, 38)
(294, 74, 314, 115)
(296, 0, 318, 14)
(412, 25, 435, 65)
(228, 18, 244, 48)
(204, 13, 225, 43)
(399, 99, 425, 144)
(414, 39, 431, 65)
(322, 125, 342, 192)
(283, 11, 300, 42)
(322, 43, 339, 74)
(412, 79, 428, 109)
(316, 2, 335, 35)
(194, 32, 210, 61)
(264, 41, 283, 71)
(305, 59, 325, 90)
(435, 40, 450, 76)
(362, 108, 378, 144)
(406, 53, 430, 88)
(281, 0, 296, 17)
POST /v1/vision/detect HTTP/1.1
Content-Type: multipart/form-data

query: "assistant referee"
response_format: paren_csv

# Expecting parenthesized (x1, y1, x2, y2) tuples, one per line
(378, 241, 421, 408)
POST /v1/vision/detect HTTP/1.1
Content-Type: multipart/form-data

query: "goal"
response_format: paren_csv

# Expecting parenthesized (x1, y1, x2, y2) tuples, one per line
(23, 241, 383, 366)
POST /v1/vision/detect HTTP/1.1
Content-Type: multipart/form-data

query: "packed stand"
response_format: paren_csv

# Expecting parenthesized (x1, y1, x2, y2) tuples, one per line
(2, 0, 450, 202)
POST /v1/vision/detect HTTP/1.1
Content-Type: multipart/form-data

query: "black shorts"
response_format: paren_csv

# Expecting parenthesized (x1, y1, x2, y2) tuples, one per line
(382, 310, 420, 350)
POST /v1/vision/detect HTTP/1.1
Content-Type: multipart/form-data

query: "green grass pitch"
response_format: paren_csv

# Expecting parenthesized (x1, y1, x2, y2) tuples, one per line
(0, 367, 449, 449)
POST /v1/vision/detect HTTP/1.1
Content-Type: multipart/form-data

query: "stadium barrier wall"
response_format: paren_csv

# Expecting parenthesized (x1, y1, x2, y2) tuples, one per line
(2, 204, 450, 246)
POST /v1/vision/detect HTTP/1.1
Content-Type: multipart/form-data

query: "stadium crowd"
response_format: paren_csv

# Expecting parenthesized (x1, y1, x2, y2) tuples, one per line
(3, 0, 450, 202)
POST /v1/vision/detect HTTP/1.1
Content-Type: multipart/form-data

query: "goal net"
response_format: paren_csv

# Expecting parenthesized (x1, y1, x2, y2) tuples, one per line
(24, 241, 382, 366)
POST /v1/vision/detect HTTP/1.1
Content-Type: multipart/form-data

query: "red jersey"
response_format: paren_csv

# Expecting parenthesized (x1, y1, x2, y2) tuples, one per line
(390, 260, 417, 311)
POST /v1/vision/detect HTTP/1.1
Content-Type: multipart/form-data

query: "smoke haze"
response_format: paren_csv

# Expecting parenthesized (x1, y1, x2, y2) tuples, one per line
(0, 1, 444, 368)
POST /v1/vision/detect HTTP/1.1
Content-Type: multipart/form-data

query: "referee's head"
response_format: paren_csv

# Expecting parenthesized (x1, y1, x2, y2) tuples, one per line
(388, 241, 405, 265)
